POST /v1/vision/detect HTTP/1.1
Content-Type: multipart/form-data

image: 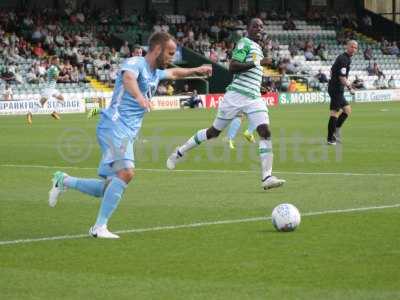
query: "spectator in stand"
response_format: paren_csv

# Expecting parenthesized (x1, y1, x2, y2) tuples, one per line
(26, 67, 39, 83)
(119, 40, 130, 58)
(279, 70, 290, 92)
(315, 43, 327, 61)
(131, 45, 143, 57)
(33, 42, 45, 58)
(388, 42, 399, 55)
(31, 26, 43, 43)
(373, 62, 385, 77)
(283, 18, 296, 30)
(288, 80, 297, 92)
(166, 81, 175, 96)
(180, 83, 191, 95)
(388, 76, 396, 88)
(78, 65, 89, 83)
(352, 75, 365, 89)
(210, 22, 221, 41)
(316, 69, 328, 83)
(182, 89, 202, 108)
(380, 37, 390, 54)
(364, 47, 373, 60)
(2, 83, 13, 100)
(1, 66, 16, 83)
(70, 66, 79, 83)
(374, 74, 387, 89)
(362, 14, 372, 29)
(153, 21, 162, 33)
(157, 81, 167, 95)
(304, 40, 315, 61)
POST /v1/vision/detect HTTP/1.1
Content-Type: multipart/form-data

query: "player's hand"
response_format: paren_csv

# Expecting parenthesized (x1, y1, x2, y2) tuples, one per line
(349, 88, 356, 95)
(198, 64, 213, 77)
(138, 98, 152, 111)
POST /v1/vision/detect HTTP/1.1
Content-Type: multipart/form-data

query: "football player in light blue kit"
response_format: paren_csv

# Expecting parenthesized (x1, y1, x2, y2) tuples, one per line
(48, 32, 212, 239)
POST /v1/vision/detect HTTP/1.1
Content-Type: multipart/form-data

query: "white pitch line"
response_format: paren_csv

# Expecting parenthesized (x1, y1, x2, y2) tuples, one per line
(1, 163, 400, 177)
(0, 203, 399, 246)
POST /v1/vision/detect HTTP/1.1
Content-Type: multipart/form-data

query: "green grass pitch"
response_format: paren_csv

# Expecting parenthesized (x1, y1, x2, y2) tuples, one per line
(0, 102, 399, 299)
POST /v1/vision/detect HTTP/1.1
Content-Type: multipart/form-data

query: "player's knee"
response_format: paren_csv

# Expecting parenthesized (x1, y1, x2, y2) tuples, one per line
(344, 106, 352, 115)
(256, 124, 271, 139)
(206, 126, 221, 139)
(330, 110, 340, 117)
(118, 169, 135, 183)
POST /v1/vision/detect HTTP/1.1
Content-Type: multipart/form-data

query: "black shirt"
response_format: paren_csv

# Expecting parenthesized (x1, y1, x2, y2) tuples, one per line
(328, 52, 351, 92)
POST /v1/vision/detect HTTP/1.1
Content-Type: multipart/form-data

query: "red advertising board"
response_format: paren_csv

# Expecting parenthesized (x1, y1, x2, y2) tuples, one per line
(261, 92, 278, 106)
(205, 93, 278, 108)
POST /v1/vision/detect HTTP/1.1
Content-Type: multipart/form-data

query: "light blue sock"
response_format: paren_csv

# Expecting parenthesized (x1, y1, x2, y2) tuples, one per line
(95, 177, 127, 226)
(227, 117, 242, 140)
(247, 121, 256, 134)
(64, 176, 106, 198)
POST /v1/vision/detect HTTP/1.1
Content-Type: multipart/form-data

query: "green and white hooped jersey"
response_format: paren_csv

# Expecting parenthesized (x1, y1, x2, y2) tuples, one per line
(46, 65, 59, 89)
(226, 37, 264, 99)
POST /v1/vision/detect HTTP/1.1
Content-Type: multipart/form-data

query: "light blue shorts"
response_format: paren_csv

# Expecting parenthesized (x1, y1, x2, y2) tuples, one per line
(96, 121, 141, 178)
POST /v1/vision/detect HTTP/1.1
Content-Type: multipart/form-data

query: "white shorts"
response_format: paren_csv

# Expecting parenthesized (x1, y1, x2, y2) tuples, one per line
(41, 88, 62, 101)
(212, 90, 270, 131)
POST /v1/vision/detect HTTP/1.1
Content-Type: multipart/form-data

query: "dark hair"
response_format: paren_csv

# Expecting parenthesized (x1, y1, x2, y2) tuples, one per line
(148, 32, 174, 51)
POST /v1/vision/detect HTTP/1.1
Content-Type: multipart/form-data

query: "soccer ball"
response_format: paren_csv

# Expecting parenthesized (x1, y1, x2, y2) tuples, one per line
(271, 203, 301, 232)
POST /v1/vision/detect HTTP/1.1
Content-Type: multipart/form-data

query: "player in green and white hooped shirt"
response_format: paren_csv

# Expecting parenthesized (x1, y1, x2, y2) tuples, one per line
(27, 56, 64, 124)
(167, 18, 285, 190)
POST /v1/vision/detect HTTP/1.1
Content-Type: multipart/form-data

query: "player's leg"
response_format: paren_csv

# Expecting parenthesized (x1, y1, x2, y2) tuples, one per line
(335, 103, 351, 142)
(327, 91, 342, 145)
(51, 92, 64, 120)
(48, 171, 106, 207)
(88, 125, 138, 238)
(26, 111, 33, 125)
(243, 117, 256, 143)
(167, 91, 239, 169)
(89, 160, 134, 239)
(166, 124, 226, 169)
(227, 116, 242, 149)
(246, 99, 285, 190)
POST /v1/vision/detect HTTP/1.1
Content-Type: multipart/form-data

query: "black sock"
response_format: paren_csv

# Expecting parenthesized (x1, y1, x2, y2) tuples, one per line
(336, 112, 348, 128)
(327, 116, 338, 140)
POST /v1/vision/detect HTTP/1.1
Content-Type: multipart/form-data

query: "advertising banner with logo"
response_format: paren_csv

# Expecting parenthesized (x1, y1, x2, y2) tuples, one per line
(0, 98, 86, 115)
(204, 93, 278, 109)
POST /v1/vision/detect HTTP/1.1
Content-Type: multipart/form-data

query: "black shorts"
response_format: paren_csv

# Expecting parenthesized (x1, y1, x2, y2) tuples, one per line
(328, 89, 349, 111)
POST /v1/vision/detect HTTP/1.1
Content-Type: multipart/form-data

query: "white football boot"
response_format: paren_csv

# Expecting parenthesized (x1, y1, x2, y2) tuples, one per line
(89, 225, 120, 239)
(262, 176, 286, 190)
(166, 147, 184, 170)
(48, 171, 67, 207)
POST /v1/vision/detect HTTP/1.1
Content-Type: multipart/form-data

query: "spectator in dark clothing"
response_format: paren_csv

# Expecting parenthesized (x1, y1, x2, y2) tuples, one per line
(316, 69, 328, 83)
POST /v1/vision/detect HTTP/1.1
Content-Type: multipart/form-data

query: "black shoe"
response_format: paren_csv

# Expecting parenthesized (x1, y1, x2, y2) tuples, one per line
(327, 139, 337, 145)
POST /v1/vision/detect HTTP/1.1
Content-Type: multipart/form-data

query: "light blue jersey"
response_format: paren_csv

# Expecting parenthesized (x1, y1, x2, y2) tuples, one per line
(99, 56, 167, 134)
(96, 56, 168, 177)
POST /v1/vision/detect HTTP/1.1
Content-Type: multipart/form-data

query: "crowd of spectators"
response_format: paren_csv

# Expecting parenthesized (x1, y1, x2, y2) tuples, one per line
(0, 6, 151, 91)
(2, 5, 400, 98)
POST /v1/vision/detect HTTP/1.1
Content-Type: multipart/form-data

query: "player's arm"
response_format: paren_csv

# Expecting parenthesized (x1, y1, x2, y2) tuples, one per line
(122, 71, 151, 110)
(229, 58, 271, 73)
(165, 65, 212, 80)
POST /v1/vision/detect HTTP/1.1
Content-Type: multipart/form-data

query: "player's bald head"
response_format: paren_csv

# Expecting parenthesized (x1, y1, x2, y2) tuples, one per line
(346, 40, 358, 56)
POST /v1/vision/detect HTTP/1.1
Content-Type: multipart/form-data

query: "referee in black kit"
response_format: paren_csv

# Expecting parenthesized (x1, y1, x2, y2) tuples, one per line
(327, 40, 358, 145)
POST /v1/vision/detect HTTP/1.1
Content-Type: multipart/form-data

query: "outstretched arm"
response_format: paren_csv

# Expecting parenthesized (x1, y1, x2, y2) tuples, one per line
(166, 65, 212, 80)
